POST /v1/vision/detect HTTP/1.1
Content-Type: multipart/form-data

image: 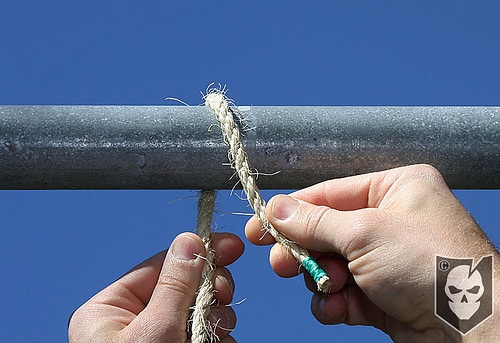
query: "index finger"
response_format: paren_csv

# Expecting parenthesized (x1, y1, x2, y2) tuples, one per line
(289, 167, 404, 210)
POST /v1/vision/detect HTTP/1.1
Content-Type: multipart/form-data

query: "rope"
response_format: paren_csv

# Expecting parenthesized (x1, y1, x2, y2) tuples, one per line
(204, 87, 332, 294)
(191, 190, 217, 343)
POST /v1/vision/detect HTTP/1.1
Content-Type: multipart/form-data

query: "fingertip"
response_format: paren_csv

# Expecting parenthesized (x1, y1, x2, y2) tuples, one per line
(311, 293, 347, 325)
(269, 244, 301, 278)
(244, 215, 275, 245)
(170, 232, 205, 261)
(213, 268, 235, 305)
(156, 233, 205, 298)
(267, 194, 300, 222)
(212, 233, 245, 266)
(208, 307, 237, 340)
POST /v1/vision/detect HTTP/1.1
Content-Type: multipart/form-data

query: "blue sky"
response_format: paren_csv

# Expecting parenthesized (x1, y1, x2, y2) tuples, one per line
(1, 1, 499, 342)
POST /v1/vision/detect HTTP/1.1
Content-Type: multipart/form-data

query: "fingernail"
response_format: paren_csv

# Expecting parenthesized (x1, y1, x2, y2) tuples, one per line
(171, 234, 202, 261)
(272, 195, 300, 220)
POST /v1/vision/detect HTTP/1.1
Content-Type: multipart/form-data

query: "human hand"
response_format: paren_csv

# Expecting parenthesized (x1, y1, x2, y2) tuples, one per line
(68, 232, 244, 343)
(245, 164, 499, 342)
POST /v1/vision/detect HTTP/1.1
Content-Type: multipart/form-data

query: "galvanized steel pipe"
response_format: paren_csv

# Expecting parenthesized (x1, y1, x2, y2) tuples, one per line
(0, 106, 498, 189)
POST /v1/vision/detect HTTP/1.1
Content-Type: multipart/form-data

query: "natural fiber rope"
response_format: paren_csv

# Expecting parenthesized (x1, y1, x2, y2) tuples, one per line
(190, 190, 217, 343)
(204, 87, 332, 294)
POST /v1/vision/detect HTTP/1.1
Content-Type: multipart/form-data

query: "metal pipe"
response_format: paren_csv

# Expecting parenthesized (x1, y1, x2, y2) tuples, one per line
(0, 106, 498, 189)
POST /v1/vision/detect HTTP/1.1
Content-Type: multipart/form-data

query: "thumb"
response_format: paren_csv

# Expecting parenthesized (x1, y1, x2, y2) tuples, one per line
(267, 195, 382, 260)
(128, 233, 205, 341)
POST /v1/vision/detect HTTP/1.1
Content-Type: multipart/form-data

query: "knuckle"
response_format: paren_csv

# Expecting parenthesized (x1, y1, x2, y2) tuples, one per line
(344, 209, 383, 255)
(407, 164, 446, 185)
(350, 209, 380, 231)
(157, 268, 196, 297)
(302, 205, 331, 244)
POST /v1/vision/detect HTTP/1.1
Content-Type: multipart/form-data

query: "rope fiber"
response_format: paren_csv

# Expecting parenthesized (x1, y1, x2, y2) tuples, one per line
(190, 86, 332, 342)
(190, 190, 217, 343)
(204, 87, 332, 294)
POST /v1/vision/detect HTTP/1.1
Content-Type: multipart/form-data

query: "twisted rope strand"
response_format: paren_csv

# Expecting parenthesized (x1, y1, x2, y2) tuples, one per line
(204, 88, 331, 294)
(191, 190, 218, 343)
